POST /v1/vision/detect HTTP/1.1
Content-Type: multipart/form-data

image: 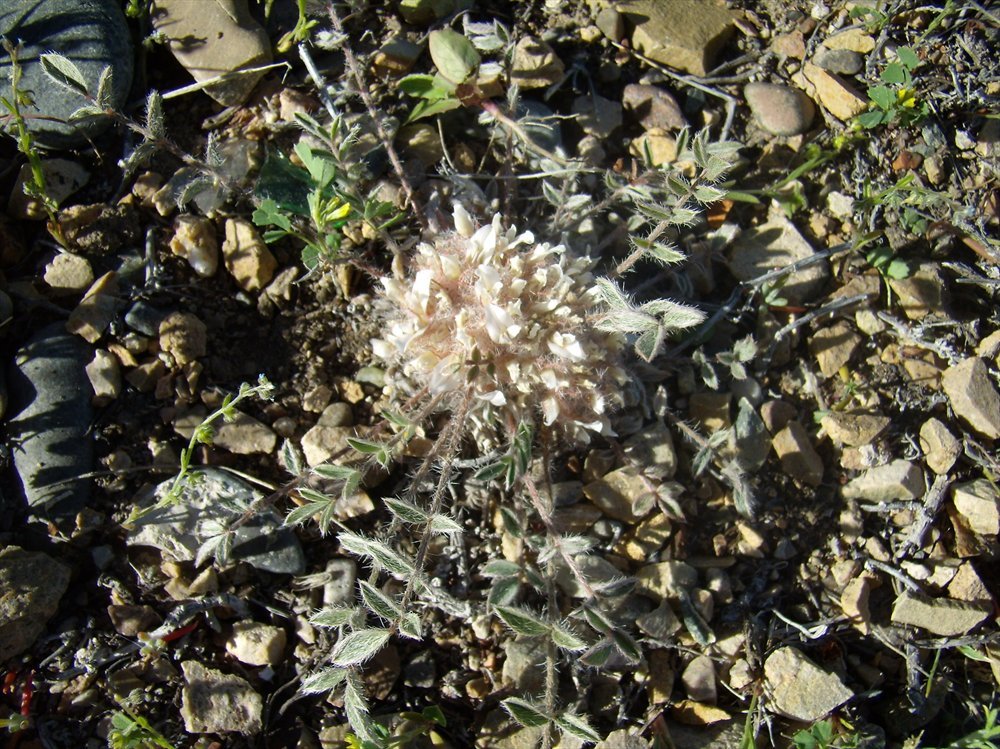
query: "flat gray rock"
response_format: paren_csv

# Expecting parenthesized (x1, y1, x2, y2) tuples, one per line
(0, 0, 133, 148)
(764, 646, 853, 721)
(128, 468, 305, 574)
(0, 546, 71, 660)
(8, 323, 93, 520)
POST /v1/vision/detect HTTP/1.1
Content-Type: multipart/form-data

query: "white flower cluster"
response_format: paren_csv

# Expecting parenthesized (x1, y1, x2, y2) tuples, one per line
(371, 205, 628, 447)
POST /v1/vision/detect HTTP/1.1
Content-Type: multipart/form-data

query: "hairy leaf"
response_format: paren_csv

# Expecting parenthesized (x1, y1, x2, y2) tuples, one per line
(383, 496, 427, 524)
(502, 697, 549, 728)
(301, 666, 347, 694)
(555, 712, 601, 743)
(494, 605, 549, 637)
(331, 628, 392, 666)
(39, 53, 89, 97)
(339, 532, 416, 577)
(310, 606, 360, 628)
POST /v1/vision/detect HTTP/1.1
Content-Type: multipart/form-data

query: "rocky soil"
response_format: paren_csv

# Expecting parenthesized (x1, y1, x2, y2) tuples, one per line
(1, 0, 998, 748)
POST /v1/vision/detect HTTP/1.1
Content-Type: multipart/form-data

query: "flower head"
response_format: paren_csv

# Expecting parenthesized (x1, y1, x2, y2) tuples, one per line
(371, 205, 628, 447)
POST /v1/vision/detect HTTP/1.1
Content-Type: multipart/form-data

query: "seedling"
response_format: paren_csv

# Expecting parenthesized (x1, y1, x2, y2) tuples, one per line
(857, 46, 928, 129)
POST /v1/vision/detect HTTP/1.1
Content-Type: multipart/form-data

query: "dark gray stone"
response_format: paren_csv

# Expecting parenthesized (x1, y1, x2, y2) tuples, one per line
(129, 468, 306, 575)
(8, 322, 93, 520)
(814, 47, 864, 76)
(0, 0, 134, 148)
(125, 300, 167, 336)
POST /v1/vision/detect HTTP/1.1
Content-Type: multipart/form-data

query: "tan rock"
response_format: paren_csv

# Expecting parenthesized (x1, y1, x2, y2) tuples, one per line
(840, 573, 876, 634)
(823, 28, 876, 53)
(225, 621, 287, 666)
(919, 417, 961, 475)
(159, 311, 207, 366)
(625, 0, 735, 76)
(947, 563, 992, 606)
(170, 215, 219, 277)
(583, 467, 655, 523)
(821, 412, 889, 447)
(86, 348, 122, 405)
(891, 590, 990, 636)
(689, 391, 731, 431)
(636, 561, 698, 600)
(802, 62, 867, 121)
(44, 252, 94, 295)
(8, 159, 89, 220)
(222, 218, 277, 292)
(772, 421, 824, 486)
(764, 647, 853, 722)
(66, 272, 119, 343)
(629, 130, 678, 166)
(180, 661, 262, 734)
(810, 321, 861, 378)
(510, 37, 564, 89)
(888, 264, 947, 320)
(952, 479, 1000, 535)
(941, 358, 1000, 439)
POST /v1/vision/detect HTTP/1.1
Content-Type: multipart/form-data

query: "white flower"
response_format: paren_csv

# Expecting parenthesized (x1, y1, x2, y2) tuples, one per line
(372, 206, 628, 447)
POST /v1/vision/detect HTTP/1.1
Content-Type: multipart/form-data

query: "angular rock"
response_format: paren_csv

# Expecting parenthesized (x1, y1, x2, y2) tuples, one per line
(820, 412, 890, 447)
(44, 252, 94, 295)
(371, 37, 422, 77)
(66, 272, 119, 343)
(159, 311, 207, 366)
(628, 130, 678, 166)
(226, 621, 287, 666)
(0, 0, 133, 148)
(152, 0, 271, 106)
(636, 561, 698, 600)
(840, 574, 875, 634)
(86, 348, 122, 405)
(764, 646, 853, 722)
(682, 655, 717, 703)
(625, 0, 735, 76)
(810, 322, 862, 378)
(170, 215, 219, 277)
(947, 563, 992, 606)
(596, 730, 650, 749)
(891, 590, 990, 636)
(636, 599, 682, 640)
(888, 264, 947, 320)
(583, 467, 655, 523)
(107, 604, 161, 637)
(727, 213, 828, 303)
(222, 218, 278, 292)
(128, 468, 305, 574)
(802, 62, 867, 120)
(572, 93, 622, 138)
(323, 559, 358, 606)
(744, 83, 816, 136)
(300, 424, 354, 467)
(823, 29, 876, 53)
(511, 37, 564, 90)
(941, 358, 1000, 439)
(180, 661, 262, 734)
(813, 48, 864, 75)
(919, 417, 961, 475)
(622, 84, 686, 131)
(952, 479, 1000, 535)
(0, 547, 71, 660)
(772, 421, 824, 487)
(8, 323, 93, 518)
(502, 636, 546, 692)
(843, 460, 925, 503)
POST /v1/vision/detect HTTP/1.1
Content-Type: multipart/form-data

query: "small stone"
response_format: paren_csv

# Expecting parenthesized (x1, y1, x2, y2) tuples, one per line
(555, 555, 624, 598)
(43, 253, 94, 296)
(66, 272, 119, 343)
(502, 637, 546, 692)
(802, 62, 867, 120)
(636, 600, 682, 639)
(159, 312, 207, 367)
(843, 460, 925, 503)
(772, 421, 824, 486)
(596, 729, 650, 749)
(170, 215, 219, 277)
(810, 321, 861, 378)
(813, 48, 864, 75)
(126, 359, 167, 393)
(9, 160, 90, 220)
(107, 604, 161, 637)
(626, 0, 735, 76)
(840, 574, 876, 634)
(689, 392, 731, 431)
(180, 661, 262, 734)
(764, 647, 854, 722)
(820, 412, 890, 447)
(760, 399, 796, 433)
(615, 512, 672, 561)
(0, 547, 71, 660)
(947, 563, 992, 606)
(891, 590, 990, 636)
(827, 191, 855, 218)
(771, 30, 806, 59)
(153, 0, 271, 107)
(213, 412, 277, 455)
(583, 467, 655, 523)
(823, 28, 875, 53)
(941, 358, 1000, 439)
(888, 264, 946, 320)
(636, 561, 698, 600)
(646, 650, 675, 705)
(226, 621, 287, 666)
(622, 84, 686, 131)
(728, 211, 829, 303)
(300, 425, 353, 467)
(736, 521, 768, 557)
(628, 130, 678, 166)
(397, 123, 444, 165)
(596, 7, 625, 42)
(682, 655, 717, 703)
(774, 537, 797, 560)
(572, 94, 622, 138)
(623, 422, 677, 480)
(744, 83, 816, 136)
(222, 218, 278, 292)
(510, 37, 564, 89)
(920, 418, 960, 475)
(319, 402, 355, 427)
(85, 348, 122, 405)
(371, 37, 422, 77)
(952, 479, 1000, 535)
(976, 330, 1000, 360)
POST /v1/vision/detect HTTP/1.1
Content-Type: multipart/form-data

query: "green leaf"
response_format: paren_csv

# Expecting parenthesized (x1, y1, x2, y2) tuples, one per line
(868, 85, 894, 110)
(399, 612, 422, 640)
(145, 90, 165, 140)
(580, 639, 615, 668)
(428, 513, 463, 534)
(39, 53, 89, 97)
(610, 629, 642, 663)
(314, 463, 360, 481)
(252, 198, 293, 231)
(897, 46, 920, 70)
(310, 606, 360, 628)
(885, 258, 911, 279)
(480, 559, 521, 577)
(474, 461, 508, 483)
(634, 325, 666, 362)
(881, 62, 906, 85)
(494, 605, 550, 637)
(398, 73, 456, 100)
(554, 712, 601, 743)
(301, 666, 348, 694)
(383, 496, 428, 524)
(550, 623, 586, 651)
(359, 581, 403, 622)
(856, 110, 885, 129)
(488, 576, 521, 606)
(331, 628, 392, 666)
(339, 532, 416, 577)
(405, 96, 463, 123)
(502, 697, 549, 728)
(428, 29, 480, 85)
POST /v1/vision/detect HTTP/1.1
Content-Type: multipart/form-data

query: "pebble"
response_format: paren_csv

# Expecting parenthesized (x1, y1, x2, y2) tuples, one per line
(952, 479, 1000, 536)
(813, 48, 864, 75)
(823, 28, 875, 53)
(226, 621, 287, 666)
(840, 574, 875, 634)
(820, 412, 890, 447)
(9, 160, 90, 220)
(8, 323, 94, 519)
(180, 661, 262, 734)
(636, 561, 698, 600)
(85, 348, 122, 405)
(596, 730, 650, 749)
(0, 0, 133, 148)
(596, 8, 625, 42)
(216, 413, 277, 455)
(128, 468, 305, 574)
(159, 311, 207, 366)
(744, 83, 816, 136)
(772, 421, 824, 487)
(0, 546, 71, 660)
(809, 321, 861, 378)
(771, 30, 806, 59)
(636, 600, 682, 639)
(764, 646, 854, 722)
(397, 123, 444, 165)
(555, 554, 623, 598)
(153, 0, 271, 106)
(947, 563, 992, 606)
(622, 84, 687, 131)
(941, 358, 1000, 439)
(843, 459, 925, 503)
(222, 218, 278, 292)
(801, 62, 867, 120)
(891, 590, 990, 636)
(43, 252, 94, 295)
(760, 399, 797, 433)
(66, 272, 119, 343)
(919, 417, 961, 475)
(371, 37, 422, 77)
(170, 215, 219, 277)
(510, 37, 564, 89)
(126, 359, 167, 393)
(629, 130, 678, 166)
(615, 512, 672, 561)
(124, 301, 167, 337)
(727, 211, 829, 303)
(625, 0, 735, 76)
(501, 637, 547, 692)
(572, 93, 623, 138)
(322, 558, 358, 606)
(888, 264, 947, 320)
(681, 655, 717, 703)
(583, 467, 655, 523)
(300, 424, 354, 467)
(107, 604, 161, 636)
(623, 422, 677, 480)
